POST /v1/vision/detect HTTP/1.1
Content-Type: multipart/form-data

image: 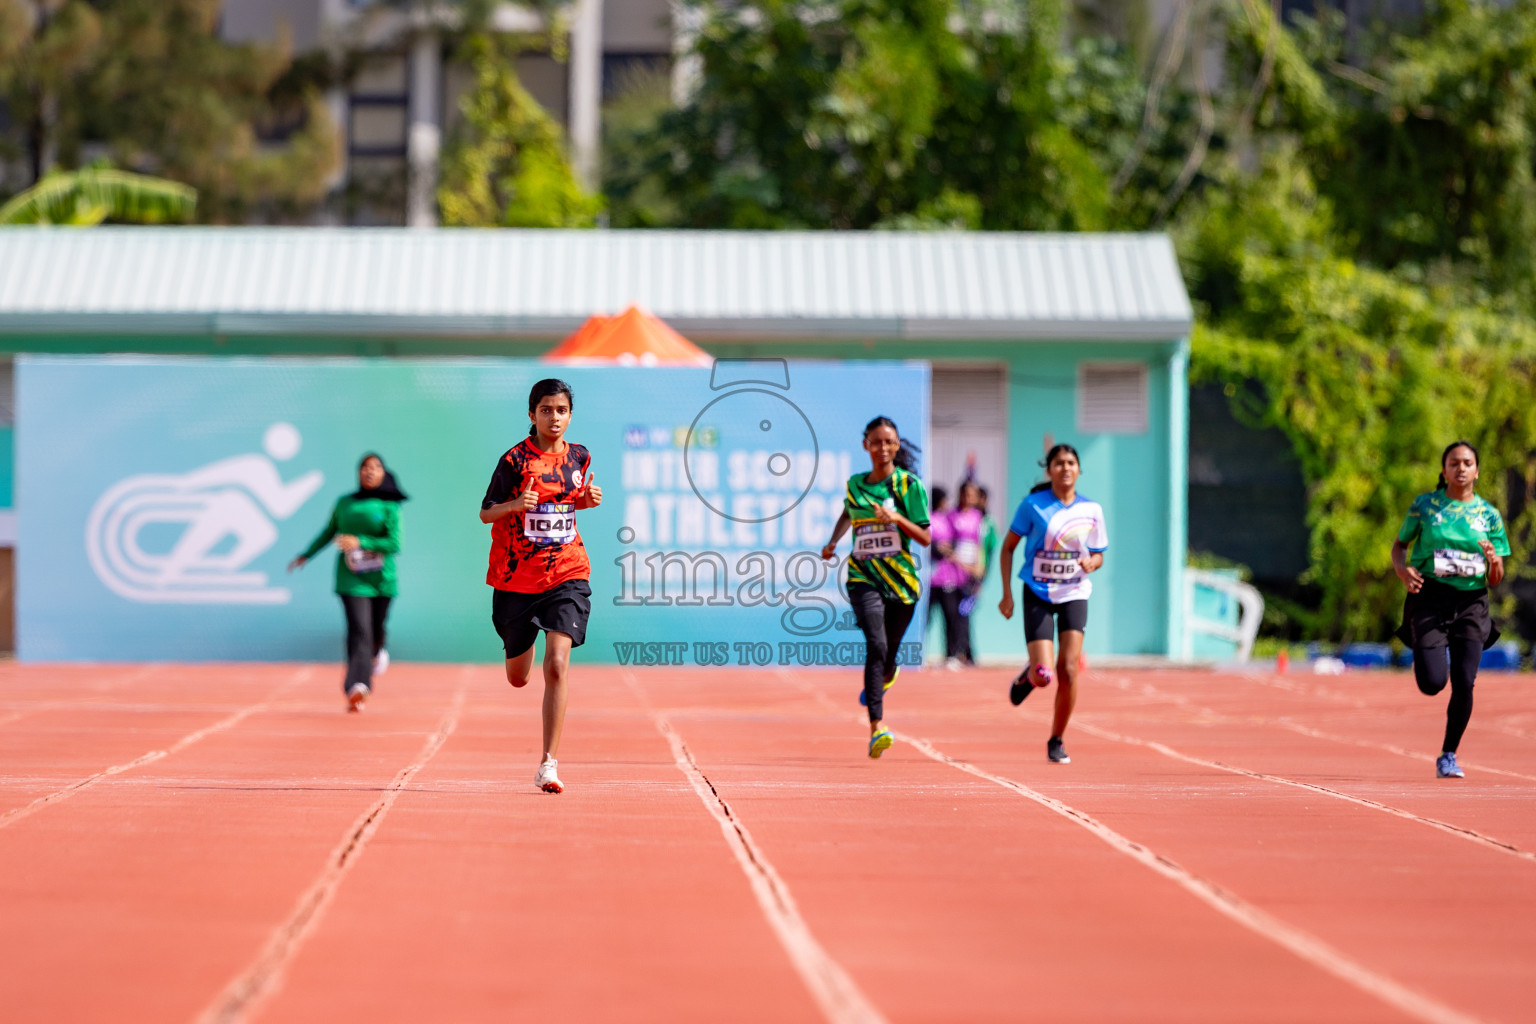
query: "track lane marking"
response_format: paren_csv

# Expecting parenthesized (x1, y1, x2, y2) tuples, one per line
(1073, 719, 1536, 862)
(1238, 673, 1533, 742)
(0, 668, 314, 831)
(781, 671, 1487, 1024)
(1105, 675, 1536, 783)
(195, 673, 467, 1024)
(893, 729, 1488, 1024)
(625, 671, 887, 1024)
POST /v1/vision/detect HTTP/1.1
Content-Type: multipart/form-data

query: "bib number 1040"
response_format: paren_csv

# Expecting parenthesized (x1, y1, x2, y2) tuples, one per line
(1033, 549, 1083, 584)
(525, 503, 577, 545)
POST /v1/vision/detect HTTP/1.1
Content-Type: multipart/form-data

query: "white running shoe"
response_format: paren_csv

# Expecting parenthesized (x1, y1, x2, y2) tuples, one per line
(346, 683, 368, 713)
(535, 758, 563, 794)
(372, 648, 390, 676)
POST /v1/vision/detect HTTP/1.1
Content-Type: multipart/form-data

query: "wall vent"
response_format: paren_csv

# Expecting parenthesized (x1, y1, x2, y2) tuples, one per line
(1077, 362, 1148, 434)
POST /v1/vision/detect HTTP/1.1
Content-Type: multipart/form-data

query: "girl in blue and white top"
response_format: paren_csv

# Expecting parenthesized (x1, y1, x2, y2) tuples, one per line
(997, 444, 1108, 764)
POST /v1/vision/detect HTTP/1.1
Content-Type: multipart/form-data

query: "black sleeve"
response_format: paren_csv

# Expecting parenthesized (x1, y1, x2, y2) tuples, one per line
(481, 453, 520, 509)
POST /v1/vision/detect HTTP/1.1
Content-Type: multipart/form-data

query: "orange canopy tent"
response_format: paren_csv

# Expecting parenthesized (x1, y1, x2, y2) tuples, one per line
(543, 305, 712, 367)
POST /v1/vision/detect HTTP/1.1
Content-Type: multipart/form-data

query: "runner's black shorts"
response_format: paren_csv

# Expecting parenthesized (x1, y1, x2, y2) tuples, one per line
(1023, 589, 1088, 643)
(1395, 578, 1498, 650)
(492, 579, 592, 657)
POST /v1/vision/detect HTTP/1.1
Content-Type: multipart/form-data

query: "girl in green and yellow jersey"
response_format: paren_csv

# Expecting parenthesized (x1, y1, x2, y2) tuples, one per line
(822, 417, 931, 758)
(290, 453, 407, 712)
(1391, 440, 1510, 779)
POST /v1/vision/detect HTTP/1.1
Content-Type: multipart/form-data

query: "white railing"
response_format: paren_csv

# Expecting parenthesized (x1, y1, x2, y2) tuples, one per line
(1183, 569, 1265, 663)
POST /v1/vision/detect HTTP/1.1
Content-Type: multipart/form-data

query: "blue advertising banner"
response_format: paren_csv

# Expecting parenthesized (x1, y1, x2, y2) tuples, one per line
(18, 355, 929, 664)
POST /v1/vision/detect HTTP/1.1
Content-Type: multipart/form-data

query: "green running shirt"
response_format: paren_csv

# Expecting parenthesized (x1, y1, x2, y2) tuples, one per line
(1397, 491, 1510, 591)
(300, 495, 402, 598)
(842, 468, 930, 604)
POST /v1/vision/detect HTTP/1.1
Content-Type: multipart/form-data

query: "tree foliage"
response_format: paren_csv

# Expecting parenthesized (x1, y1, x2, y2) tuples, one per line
(437, 33, 602, 228)
(1172, 0, 1536, 639)
(608, 0, 1132, 230)
(1181, 150, 1536, 638)
(1226, 0, 1536, 303)
(0, 0, 338, 222)
(0, 165, 195, 224)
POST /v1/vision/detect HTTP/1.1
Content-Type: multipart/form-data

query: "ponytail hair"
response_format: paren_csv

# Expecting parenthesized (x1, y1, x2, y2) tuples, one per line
(1436, 439, 1478, 491)
(1031, 442, 1081, 492)
(528, 378, 574, 437)
(863, 415, 921, 473)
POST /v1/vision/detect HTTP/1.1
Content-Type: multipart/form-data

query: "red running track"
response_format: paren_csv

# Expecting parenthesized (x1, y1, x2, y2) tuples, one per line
(1, 661, 1533, 1023)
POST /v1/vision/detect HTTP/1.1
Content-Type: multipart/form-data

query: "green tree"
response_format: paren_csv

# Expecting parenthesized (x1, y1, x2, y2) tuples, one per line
(0, 0, 339, 222)
(1179, 145, 1536, 640)
(437, 32, 602, 228)
(0, 1, 103, 190)
(609, 0, 1131, 230)
(1225, 0, 1536, 304)
(0, 165, 195, 224)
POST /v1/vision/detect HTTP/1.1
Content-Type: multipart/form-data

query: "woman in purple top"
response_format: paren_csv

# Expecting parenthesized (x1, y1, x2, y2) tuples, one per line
(925, 486, 951, 639)
(932, 481, 987, 666)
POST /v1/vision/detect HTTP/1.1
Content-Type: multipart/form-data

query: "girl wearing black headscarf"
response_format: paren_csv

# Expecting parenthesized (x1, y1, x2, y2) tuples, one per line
(289, 453, 408, 711)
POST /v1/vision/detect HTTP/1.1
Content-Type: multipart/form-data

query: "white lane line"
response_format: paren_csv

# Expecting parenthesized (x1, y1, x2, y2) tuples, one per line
(625, 672, 886, 1024)
(0, 668, 315, 831)
(1074, 720, 1536, 863)
(1105, 675, 1536, 784)
(1238, 674, 1533, 742)
(196, 675, 467, 1024)
(1274, 718, 1536, 784)
(892, 729, 1489, 1024)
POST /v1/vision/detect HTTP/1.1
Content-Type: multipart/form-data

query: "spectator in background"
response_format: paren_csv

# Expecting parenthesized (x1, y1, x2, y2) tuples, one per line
(967, 486, 1001, 616)
(926, 486, 951, 640)
(933, 480, 988, 668)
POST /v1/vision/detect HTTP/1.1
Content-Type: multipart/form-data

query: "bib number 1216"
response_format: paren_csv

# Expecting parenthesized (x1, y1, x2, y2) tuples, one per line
(852, 523, 901, 559)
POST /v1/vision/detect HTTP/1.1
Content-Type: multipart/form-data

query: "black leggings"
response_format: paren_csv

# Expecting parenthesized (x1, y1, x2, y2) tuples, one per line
(341, 595, 392, 692)
(933, 586, 972, 662)
(1413, 639, 1480, 754)
(848, 583, 916, 724)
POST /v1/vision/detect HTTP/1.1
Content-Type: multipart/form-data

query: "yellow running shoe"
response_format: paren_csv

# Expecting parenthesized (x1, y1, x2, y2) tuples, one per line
(868, 729, 894, 758)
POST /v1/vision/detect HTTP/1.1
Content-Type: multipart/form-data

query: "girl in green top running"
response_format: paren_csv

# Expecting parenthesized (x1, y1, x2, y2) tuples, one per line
(821, 417, 931, 758)
(290, 453, 407, 712)
(1391, 440, 1509, 779)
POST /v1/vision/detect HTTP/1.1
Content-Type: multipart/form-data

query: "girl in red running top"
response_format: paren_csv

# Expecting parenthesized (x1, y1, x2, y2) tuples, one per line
(479, 379, 602, 794)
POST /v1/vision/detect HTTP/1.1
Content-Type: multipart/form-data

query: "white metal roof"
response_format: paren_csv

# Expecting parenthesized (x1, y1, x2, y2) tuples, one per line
(0, 227, 1192, 341)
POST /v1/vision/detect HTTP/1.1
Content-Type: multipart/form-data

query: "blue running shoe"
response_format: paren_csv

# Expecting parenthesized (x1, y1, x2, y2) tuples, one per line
(858, 666, 900, 706)
(1436, 752, 1464, 778)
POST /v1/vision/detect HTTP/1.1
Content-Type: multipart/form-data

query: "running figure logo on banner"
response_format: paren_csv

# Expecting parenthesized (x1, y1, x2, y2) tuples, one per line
(85, 423, 324, 604)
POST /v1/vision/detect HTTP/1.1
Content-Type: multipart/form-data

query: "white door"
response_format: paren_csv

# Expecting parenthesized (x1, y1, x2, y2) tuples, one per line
(929, 366, 1007, 512)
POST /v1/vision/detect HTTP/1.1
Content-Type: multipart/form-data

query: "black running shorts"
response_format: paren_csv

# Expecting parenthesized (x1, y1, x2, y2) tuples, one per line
(1395, 578, 1497, 651)
(492, 579, 592, 658)
(1023, 589, 1088, 643)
